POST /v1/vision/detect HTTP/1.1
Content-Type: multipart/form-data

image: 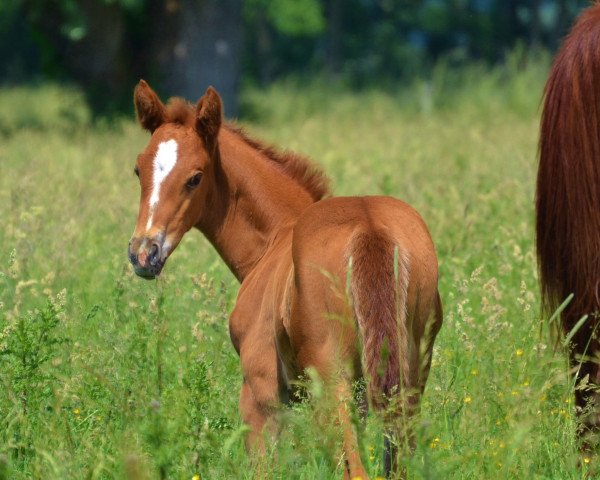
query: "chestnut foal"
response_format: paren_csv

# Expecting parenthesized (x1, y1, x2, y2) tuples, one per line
(128, 81, 442, 478)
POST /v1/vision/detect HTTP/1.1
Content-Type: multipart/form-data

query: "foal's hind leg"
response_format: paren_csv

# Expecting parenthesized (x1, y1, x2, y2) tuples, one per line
(418, 292, 443, 395)
(296, 337, 368, 478)
(334, 379, 370, 480)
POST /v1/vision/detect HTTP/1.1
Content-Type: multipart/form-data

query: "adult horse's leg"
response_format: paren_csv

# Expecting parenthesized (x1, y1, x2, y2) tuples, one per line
(570, 322, 600, 444)
(574, 360, 600, 435)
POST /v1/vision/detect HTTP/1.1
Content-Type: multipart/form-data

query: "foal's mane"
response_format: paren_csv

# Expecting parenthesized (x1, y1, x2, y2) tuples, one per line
(164, 98, 330, 202)
(224, 125, 330, 202)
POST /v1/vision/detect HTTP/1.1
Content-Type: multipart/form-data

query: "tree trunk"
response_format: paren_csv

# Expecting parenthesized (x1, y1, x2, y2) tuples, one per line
(149, 0, 242, 117)
(529, 0, 541, 48)
(24, 0, 128, 112)
(326, 0, 343, 78)
(256, 9, 273, 87)
(67, 0, 127, 92)
(553, 0, 568, 50)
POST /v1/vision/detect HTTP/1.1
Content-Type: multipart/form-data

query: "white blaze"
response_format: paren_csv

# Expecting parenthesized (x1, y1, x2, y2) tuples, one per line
(146, 139, 178, 230)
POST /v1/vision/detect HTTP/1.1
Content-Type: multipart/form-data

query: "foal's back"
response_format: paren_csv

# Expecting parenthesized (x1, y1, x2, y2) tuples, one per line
(293, 195, 438, 294)
(289, 195, 440, 388)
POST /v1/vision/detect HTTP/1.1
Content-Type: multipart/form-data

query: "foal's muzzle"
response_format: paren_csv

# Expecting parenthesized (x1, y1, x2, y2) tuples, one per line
(128, 234, 166, 279)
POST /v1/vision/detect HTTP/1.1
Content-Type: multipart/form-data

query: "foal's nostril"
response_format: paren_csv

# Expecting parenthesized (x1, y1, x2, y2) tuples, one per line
(128, 242, 138, 265)
(148, 243, 160, 266)
(128, 237, 165, 277)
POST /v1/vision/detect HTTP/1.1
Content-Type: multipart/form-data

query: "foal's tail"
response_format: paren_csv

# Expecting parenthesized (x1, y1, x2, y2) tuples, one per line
(349, 231, 412, 473)
(536, 4, 600, 336)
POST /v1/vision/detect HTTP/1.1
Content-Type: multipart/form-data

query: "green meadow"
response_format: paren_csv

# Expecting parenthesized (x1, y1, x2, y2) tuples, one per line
(0, 54, 587, 479)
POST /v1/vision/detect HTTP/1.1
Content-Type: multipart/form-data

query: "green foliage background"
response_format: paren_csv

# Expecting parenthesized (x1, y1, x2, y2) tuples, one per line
(0, 1, 590, 97)
(0, 54, 589, 478)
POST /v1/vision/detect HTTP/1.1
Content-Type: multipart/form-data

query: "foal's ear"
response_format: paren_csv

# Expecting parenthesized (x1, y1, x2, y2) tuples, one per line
(195, 86, 222, 147)
(134, 80, 166, 133)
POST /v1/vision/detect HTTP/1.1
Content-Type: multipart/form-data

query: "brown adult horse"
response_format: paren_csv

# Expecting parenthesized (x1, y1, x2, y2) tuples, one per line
(537, 3, 600, 439)
(128, 80, 442, 478)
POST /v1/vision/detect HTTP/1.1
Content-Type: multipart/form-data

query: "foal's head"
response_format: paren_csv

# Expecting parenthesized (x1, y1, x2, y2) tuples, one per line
(128, 80, 222, 278)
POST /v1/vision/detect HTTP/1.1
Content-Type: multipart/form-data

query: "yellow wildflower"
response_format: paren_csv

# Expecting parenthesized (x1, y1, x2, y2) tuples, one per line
(464, 396, 472, 404)
(429, 437, 441, 449)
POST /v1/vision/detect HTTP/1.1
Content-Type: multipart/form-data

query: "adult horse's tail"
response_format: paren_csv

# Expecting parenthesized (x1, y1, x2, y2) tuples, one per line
(350, 231, 413, 475)
(537, 3, 600, 426)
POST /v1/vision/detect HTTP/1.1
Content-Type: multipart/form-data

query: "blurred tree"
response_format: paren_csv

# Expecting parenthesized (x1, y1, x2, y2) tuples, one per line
(243, 0, 325, 85)
(147, 0, 242, 116)
(325, 0, 343, 77)
(19, 0, 143, 111)
(0, 0, 39, 81)
(10, 0, 242, 115)
(0, 0, 593, 113)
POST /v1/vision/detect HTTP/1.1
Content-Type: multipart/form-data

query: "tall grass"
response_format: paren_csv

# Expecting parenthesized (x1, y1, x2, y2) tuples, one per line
(0, 57, 588, 479)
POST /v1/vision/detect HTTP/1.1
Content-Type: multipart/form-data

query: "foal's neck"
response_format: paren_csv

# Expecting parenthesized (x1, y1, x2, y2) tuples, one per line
(199, 127, 316, 282)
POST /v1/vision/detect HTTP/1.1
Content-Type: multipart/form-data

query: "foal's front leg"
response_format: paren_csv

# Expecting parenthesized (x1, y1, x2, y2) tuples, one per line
(238, 340, 282, 451)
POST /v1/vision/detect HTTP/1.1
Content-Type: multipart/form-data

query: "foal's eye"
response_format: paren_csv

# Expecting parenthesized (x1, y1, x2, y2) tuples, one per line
(186, 173, 202, 189)
(134, 166, 140, 177)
